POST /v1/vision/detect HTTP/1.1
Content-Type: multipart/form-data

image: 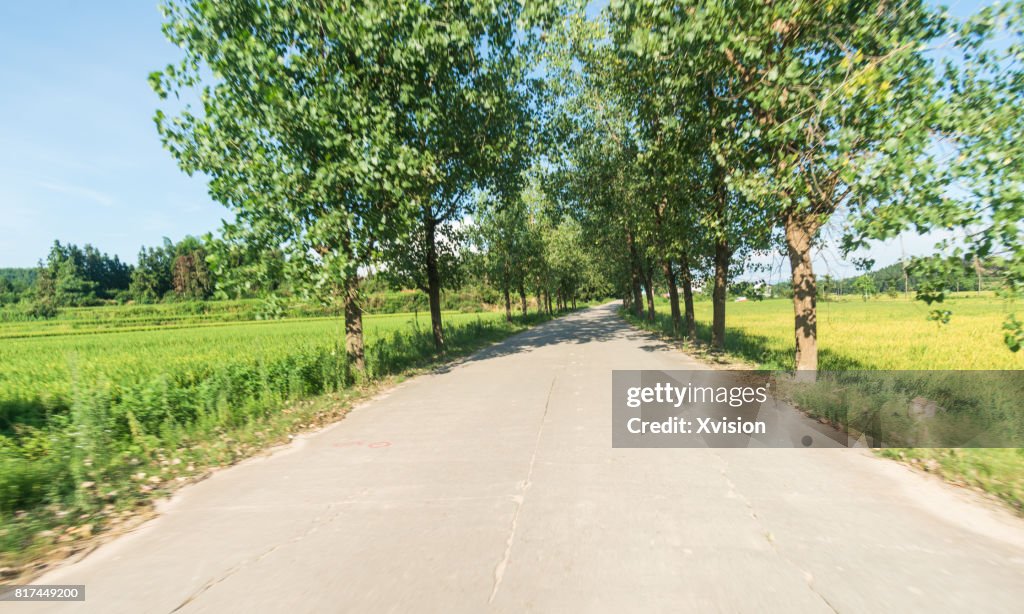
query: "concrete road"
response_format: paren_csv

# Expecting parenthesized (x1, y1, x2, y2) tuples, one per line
(13, 304, 1024, 613)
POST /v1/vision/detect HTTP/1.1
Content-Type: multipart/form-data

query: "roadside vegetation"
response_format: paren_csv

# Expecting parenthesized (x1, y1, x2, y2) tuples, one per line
(876, 448, 1024, 515)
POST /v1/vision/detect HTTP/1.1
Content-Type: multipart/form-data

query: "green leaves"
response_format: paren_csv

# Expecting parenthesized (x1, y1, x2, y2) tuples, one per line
(840, 0, 1024, 351)
(154, 0, 533, 312)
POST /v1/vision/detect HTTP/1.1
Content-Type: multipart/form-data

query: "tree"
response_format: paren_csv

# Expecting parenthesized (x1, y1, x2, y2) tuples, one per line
(204, 235, 286, 299)
(32, 241, 131, 302)
(153, 0, 438, 371)
(32, 258, 92, 309)
(378, 218, 465, 319)
(0, 277, 14, 305)
(383, 0, 534, 351)
(820, 274, 835, 301)
(614, 0, 943, 367)
(734, 1, 943, 370)
(79, 244, 132, 297)
(130, 239, 174, 303)
(476, 193, 534, 321)
(544, 13, 655, 323)
(596, 0, 779, 351)
(30, 241, 105, 308)
(852, 275, 878, 301)
(171, 236, 213, 299)
(545, 216, 589, 310)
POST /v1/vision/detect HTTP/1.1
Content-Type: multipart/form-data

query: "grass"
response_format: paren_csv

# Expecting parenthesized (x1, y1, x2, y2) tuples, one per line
(877, 448, 1024, 514)
(624, 294, 1024, 513)
(0, 303, 564, 573)
(639, 294, 1024, 370)
(0, 310, 509, 409)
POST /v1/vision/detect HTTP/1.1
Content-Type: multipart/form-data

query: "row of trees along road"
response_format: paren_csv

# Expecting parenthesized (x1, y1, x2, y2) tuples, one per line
(547, 0, 1024, 369)
(152, 0, 566, 371)
(153, 0, 1024, 372)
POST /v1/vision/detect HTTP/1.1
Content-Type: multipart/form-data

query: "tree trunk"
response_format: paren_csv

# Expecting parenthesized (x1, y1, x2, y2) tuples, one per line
(503, 286, 512, 322)
(425, 214, 444, 351)
(679, 252, 697, 342)
(785, 211, 821, 372)
(343, 271, 364, 374)
(643, 264, 655, 322)
(519, 285, 527, 316)
(711, 238, 728, 350)
(710, 160, 729, 350)
(662, 258, 681, 335)
(630, 274, 642, 317)
(626, 231, 643, 318)
(974, 256, 983, 295)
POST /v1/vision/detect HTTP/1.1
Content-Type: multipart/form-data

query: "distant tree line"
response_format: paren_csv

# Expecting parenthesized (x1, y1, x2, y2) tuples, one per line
(0, 219, 612, 321)
(0, 236, 218, 316)
(130, 236, 214, 302)
(771, 257, 1009, 301)
(0, 268, 36, 305)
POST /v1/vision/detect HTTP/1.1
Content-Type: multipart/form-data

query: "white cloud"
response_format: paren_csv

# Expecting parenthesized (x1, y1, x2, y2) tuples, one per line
(35, 180, 114, 207)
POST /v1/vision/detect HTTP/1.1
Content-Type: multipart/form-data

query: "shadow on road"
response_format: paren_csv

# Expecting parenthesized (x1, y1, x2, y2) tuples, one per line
(432, 303, 658, 372)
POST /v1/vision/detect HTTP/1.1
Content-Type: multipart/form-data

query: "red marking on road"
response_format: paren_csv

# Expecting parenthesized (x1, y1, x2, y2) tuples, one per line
(368, 441, 391, 448)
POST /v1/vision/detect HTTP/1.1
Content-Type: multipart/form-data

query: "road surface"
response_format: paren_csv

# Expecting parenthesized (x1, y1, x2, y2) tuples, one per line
(14, 304, 1024, 613)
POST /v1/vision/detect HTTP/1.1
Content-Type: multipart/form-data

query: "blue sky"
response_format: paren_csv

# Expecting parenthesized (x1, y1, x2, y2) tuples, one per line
(0, 1, 223, 267)
(0, 0, 993, 278)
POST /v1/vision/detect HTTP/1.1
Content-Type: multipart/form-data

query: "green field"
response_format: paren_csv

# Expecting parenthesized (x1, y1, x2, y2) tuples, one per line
(668, 294, 1024, 370)
(0, 303, 542, 568)
(0, 308, 504, 409)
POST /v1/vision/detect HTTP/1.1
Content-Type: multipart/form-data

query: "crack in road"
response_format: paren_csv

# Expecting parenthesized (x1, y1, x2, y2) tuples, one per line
(168, 501, 351, 613)
(488, 373, 559, 604)
(710, 450, 839, 614)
